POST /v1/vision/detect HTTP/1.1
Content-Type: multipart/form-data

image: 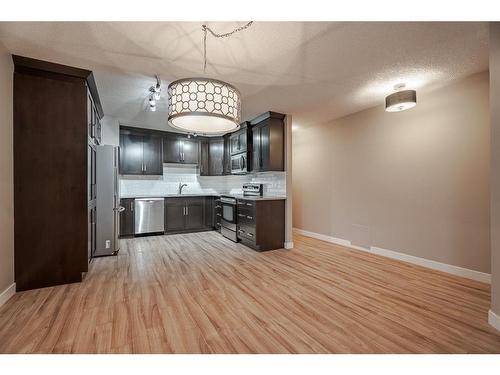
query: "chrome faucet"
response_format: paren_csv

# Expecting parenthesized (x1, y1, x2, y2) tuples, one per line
(178, 182, 188, 195)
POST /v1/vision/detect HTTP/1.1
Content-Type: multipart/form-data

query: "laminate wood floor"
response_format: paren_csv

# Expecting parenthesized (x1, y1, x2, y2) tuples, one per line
(1, 232, 499, 353)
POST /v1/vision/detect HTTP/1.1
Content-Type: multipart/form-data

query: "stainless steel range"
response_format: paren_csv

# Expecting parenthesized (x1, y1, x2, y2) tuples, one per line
(220, 195, 238, 242)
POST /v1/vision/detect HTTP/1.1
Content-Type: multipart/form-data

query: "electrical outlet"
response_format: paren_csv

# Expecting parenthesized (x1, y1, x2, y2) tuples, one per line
(105, 240, 111, 249)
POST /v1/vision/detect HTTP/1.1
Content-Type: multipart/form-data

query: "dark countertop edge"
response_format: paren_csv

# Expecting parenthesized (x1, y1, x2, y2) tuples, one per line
(120, 194, 287, 201)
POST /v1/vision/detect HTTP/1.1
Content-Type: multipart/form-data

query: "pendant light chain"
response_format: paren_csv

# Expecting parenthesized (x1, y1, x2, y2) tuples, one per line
(202, 22, 254, 72)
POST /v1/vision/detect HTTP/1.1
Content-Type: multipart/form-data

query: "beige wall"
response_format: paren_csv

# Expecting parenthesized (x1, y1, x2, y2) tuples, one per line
(490, 23, 500, 314)
(293, 72, 490, 273)
(0, 42, 14, 295)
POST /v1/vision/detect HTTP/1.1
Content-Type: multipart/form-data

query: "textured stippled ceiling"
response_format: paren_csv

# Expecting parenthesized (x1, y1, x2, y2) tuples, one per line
(0, 22, 489, 129)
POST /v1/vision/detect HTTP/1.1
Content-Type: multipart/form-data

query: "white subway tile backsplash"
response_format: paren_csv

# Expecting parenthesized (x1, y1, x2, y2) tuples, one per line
(120, 164, 286, 197)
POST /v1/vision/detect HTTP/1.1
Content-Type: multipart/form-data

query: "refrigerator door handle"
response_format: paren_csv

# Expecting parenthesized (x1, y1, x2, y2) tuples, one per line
(114, 206, 126, 212)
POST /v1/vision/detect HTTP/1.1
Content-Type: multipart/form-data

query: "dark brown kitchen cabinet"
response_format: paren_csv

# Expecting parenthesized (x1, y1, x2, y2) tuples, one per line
(88, 206, 96, 260)
(119, 198, 135, 237)
(13, 55, 103, 291)
(165, 197, 212, 233)
(162, 135, 181, 163)
(143, 135, 163, 174)
(120, 133, 163, 175)
(223, 134, 231, 175)
(87, 93, 102, 145)
(229, 122, 251, 155)
(185, 198, 205, 230)
(200, 140, 209, 175)
(200, 137, 224, 176)
(236, 198, 285, 252)
(251, 111, 285, 172)
(163, 135, 199, 164)
(209, 138, 224, 176)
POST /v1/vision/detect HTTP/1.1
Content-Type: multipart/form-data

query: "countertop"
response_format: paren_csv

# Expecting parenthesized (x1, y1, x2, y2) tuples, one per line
(120, 193, 286, 201)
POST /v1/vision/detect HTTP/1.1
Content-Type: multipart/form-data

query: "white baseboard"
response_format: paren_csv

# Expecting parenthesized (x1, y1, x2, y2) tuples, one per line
(293, 228, 491, 284)
(489, 309, 500, 332)
(0, 283, 16, 308)
(284, 241, 294, 249)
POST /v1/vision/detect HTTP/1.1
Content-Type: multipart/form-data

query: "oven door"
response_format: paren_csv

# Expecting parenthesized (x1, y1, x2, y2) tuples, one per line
(221, 200, 237, 231)
(231, 153, 247, 174)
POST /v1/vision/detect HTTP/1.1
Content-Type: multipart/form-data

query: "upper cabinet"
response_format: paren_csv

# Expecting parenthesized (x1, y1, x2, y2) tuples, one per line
(87, 92, 102, 145)
(200, 137, 224, 176)
(230, 122, 251, 155)
(251, 112, 285, 172)
(120, 131, 163, 175)
(163, 135, 199, 164)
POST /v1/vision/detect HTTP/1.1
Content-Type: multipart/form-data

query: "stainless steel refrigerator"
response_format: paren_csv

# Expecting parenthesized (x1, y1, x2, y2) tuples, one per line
(95, 145, 122, 257)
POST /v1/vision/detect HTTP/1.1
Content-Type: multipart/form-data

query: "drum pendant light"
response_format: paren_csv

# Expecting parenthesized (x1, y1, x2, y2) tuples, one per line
(167, 22, 253, 135)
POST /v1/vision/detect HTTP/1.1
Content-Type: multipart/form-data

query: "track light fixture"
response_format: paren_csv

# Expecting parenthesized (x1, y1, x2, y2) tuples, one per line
(148, 75, 161, 112)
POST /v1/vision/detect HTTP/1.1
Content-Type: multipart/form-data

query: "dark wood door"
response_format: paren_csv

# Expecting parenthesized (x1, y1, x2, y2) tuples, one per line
(88, 205, 96, 260)
(209, 138, 224, 176)
(260, 124, 271, 171)
(252, 125, 262, 172)
(88, 143, 96, 202)
(163, 135, 182, 163)
(200, 141, 209, 176)
(165, 198, 186, 232)
(223, 134, 231, 175)
(143, 135, 163, 175)
(119, 198, 135, 237)
(182, 139, 199, 164)
(185, 198, 205, 230)
(120, 134, 144, 174)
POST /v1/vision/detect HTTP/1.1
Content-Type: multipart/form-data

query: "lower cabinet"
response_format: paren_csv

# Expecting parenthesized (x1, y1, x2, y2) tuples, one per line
(165, 197, 213, 233)
(236, 198, 285, 251)
(119, 198, 135, 237)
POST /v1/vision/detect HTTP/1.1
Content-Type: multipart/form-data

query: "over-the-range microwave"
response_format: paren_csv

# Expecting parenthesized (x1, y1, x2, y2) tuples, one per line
(231, 152, 248, 174)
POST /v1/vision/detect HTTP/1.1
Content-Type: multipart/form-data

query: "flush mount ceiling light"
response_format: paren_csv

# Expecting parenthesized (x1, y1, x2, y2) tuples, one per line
(385, 83, 417, 112)
(167, 22, 253, 135)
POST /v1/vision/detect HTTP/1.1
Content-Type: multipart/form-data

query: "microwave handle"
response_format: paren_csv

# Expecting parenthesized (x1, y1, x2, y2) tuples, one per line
(240, 155, 244, 170)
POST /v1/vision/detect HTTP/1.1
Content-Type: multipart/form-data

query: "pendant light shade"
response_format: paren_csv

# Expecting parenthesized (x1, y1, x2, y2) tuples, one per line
(385, 89, 417, 112)
(168, 78, 241, 134)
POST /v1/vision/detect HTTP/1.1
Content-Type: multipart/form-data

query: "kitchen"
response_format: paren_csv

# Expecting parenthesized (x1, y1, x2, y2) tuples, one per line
(2, 20, 500, 358)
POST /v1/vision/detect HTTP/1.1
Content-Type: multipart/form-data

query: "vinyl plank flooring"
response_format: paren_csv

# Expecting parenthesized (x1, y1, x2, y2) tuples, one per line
(0, 231, 499, 353)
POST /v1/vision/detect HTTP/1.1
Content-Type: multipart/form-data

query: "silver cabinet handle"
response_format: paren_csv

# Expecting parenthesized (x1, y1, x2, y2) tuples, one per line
(130, 201, 134, 211)
(247, 216, 253, 220)
(186, 206, 189, 215)
(246, 203, 252, 207)
(114, 206, 126, 212)
(247, 232, 254, 237)
(216, 213, 221, 217)
(238, 214, 246, 218)
(144, 164, 147, 172)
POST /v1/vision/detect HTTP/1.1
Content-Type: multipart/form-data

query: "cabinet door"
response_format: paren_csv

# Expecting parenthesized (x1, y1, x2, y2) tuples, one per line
(260, 124, 271, 171)
(182, 139, 199, 164)
(223, 134, 231, 175)
(88, 143, 97, 202)
(165, 198, 186, 232)
(252, 125, 262, 172)
(119, 198, 135, 237)
(209, 138, 224, 176)
(163, 136, 182, 163)
(200, 141, 209, 176)
(143, 135, 163, 175)
(230, 132, 240, 154)
(88, 205, 96, 260)
(95, 110, 102, 145)
(120, 134, 144, 174)
(185, 198, 205, 230)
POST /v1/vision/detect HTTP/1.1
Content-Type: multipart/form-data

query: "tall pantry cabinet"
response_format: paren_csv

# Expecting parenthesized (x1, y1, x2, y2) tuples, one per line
(13, 55, 103, 291)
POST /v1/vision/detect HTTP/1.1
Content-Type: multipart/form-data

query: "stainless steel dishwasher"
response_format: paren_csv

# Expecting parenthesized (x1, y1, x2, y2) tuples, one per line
(134, 198, 165, 235)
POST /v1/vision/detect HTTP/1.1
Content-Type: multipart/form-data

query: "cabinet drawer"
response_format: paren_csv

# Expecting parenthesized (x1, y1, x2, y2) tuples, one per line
(237, 199, 255, 209)
(237, 221, 255, 238)
(237, 228, 256, 242)
(237, 211, 255, 223)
